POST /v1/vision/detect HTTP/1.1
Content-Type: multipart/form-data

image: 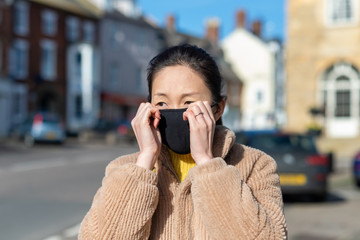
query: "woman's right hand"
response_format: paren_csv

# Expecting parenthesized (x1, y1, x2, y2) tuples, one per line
(131, 103, 162, 170)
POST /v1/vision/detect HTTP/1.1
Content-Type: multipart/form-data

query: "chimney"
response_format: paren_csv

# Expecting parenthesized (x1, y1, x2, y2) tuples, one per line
(236, 10, 246, 28)
(166, 14, 176, 31)
(252, 20, 262, 37)
(205, 18, 220, 43)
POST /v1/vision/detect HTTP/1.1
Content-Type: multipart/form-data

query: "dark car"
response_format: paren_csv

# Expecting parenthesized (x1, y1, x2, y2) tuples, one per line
(353, 152, 360, 187)
(79, 118, 135, 144)
(11, 112, 66, 146)
(236, 131, 330, 201)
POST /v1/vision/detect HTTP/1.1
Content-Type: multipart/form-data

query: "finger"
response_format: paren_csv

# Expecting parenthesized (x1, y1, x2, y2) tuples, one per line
(188, 103, 207, 124)
(202, 101, 216, 123)
(146, 107, 161, 127)
(136, 102, 150, 119)
(186, 109, 199, 130)
(196, 101, 212, 120)
(188, 103, 202, 116)
(151, 109, 161, 128)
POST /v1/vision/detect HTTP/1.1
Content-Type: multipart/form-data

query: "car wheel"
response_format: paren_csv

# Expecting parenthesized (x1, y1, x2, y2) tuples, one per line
(24, 134, 35, 147)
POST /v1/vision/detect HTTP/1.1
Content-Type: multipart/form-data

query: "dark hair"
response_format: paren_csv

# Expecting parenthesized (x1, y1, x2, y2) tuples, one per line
(147, 44, 225, 124)
(147, 44, 223, 103)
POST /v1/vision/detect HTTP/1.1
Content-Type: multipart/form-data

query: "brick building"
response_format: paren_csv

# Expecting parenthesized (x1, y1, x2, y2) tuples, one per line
(0, 0, 102, 135)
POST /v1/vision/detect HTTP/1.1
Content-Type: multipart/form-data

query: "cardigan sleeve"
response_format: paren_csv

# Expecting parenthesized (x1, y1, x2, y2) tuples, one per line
(188, 154, 287, 240)
(78, 156, 159, 240)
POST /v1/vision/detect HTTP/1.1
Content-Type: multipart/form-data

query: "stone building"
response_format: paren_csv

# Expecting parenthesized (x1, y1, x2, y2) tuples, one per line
(286, 0, 360, 138)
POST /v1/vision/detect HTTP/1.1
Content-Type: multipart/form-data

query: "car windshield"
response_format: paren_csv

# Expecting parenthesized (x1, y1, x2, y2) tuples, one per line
(33, 113, 60, 124)
(248, 134, 317, 153)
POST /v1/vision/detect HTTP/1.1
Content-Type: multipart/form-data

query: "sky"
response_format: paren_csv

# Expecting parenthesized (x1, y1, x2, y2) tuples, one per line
(137, 0, 286, 41)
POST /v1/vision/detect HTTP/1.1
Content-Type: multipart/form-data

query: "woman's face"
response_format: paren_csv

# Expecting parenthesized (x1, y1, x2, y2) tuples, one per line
(151, 65, 213, 109)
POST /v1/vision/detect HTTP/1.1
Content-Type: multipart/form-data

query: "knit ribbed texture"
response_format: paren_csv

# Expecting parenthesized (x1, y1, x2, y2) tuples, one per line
(168, 149, 197, 182)
(79, 126, 288, 240)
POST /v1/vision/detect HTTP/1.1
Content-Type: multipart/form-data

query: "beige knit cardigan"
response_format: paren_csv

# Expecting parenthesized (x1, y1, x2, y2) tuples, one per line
(79, 126, 288, 239)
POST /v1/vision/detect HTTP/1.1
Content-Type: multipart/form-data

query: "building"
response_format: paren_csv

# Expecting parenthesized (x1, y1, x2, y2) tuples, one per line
(160, 15, 243, 131)
(0, 0, 27, 137)
(89, 0, 140, 17)
(268, 39, 286, 128)
(98, 10, 161, 124)
(286, 0, 360, 138)
(1, 0, 102, 135)
(222, 10, 279, 130)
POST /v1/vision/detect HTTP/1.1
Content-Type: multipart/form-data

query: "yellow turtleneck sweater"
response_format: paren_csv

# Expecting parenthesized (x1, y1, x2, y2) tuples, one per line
(168, 149, 197, 182)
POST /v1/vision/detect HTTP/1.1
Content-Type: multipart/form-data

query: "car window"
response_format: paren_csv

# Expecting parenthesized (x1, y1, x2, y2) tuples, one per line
(42, 115, 60, 123)
(248, 134, 317, 153)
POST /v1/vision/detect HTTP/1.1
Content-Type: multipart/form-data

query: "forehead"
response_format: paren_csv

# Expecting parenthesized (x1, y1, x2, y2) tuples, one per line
(152, 65, 210, 94)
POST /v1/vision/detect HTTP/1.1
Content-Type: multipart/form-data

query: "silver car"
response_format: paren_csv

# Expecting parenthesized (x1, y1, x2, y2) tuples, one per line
(13, 112, 66, 146)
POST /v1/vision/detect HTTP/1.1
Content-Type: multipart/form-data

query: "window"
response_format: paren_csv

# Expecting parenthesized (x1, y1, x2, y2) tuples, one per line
(110, 62, 119, 87)
(75, 51, 82, 80)
(40, 40, 57, 80)
(14, 1, 29, 36)
(83, 21, 95, 43)
(75, 94, 82, 119)
(42, 9, 58, 36)
(321, 62, 360, 118)
(66, 16, 79, 42)
(9, 39, 29, 79)
(327, 0, 357, 25)
(323, 90, 327, 115)
(335, 90, 351, 117)
(256, 90, 263, 104)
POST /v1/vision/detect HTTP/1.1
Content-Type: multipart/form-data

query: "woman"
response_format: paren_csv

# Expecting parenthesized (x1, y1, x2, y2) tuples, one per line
(79, 44, 287, 239)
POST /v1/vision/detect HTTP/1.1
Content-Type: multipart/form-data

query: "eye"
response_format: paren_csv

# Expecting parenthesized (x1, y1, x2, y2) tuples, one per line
(184, 101, 194, 106)
(156, 102, 167, 107)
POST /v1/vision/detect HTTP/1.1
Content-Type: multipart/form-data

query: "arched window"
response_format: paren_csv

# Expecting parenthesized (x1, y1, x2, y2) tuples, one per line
(320, 62, 360, 118)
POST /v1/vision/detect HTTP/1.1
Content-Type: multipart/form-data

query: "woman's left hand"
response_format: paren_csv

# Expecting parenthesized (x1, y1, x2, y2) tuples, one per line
(183, 101, 215, 165)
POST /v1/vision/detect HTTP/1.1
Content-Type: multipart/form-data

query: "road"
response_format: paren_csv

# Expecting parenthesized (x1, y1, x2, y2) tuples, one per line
(0, 139, 359, 240)
(0, 139, 138, 240)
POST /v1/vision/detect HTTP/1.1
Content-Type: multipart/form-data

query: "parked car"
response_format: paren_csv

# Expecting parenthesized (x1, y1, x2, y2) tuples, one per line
(353, 152, 360, 187)
(11, 112, 66, 146)
(235, 131, 330, 201)
(79, 118, 135, 145)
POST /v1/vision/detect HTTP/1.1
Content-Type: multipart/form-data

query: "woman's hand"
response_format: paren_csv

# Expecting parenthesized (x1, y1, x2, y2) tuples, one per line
(131, 103, 162, 170)
(183, 101, 215, 165)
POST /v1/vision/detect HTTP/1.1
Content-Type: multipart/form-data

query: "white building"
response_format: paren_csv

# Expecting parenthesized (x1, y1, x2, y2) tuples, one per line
(222, 11, 277, 130)
(66, 43, 100, 133)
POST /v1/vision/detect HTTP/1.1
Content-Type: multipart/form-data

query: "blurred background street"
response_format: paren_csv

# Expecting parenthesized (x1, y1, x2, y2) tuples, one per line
(0, 140, 359, 240)
(1, 0, 360, 239)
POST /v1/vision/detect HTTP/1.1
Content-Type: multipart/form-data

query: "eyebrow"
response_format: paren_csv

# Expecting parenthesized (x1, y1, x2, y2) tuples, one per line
(153, 92, 201, 98)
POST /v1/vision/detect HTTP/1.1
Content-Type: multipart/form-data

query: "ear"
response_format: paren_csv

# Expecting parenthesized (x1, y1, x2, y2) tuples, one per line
(214, 98, 226, 122)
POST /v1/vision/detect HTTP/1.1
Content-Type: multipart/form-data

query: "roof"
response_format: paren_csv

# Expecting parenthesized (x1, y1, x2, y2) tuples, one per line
(30, 0, 103, 18)
(104, 10, 157, 30)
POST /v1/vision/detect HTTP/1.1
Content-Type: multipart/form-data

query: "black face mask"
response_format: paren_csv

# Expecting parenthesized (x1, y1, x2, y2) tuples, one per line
(158, 108, 190, 155)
